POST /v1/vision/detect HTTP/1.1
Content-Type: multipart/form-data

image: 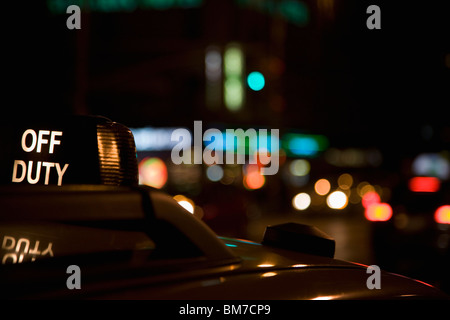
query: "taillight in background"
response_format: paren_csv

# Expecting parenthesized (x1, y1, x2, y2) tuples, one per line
(365, 203, 393, 222)
(435, 205, 450, 225)
(361, 191, 381, 209)
(408, 176, 440, 193)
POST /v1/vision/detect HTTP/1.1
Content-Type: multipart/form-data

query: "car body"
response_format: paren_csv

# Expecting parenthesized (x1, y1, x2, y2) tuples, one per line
(372, 177, 450, 293)
(0, 116, 448, 300)
(0, 185, 448, 300)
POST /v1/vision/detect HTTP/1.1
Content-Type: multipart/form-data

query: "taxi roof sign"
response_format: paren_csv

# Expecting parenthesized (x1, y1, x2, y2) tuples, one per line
(0, 116, 138, 187)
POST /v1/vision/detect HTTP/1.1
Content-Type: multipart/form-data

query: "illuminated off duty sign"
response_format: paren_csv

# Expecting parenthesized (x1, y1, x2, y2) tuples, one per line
(11, 129, 69, 186)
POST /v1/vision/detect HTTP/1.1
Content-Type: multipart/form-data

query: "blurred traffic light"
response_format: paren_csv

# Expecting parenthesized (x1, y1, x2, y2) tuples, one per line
(247, 71, 265, 91)
(224, 43, 244, 111)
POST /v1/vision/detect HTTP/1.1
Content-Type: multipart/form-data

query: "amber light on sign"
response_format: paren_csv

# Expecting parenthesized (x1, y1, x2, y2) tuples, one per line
(365, 203, 393, 222)
(434, 205, 450, 224)
(408, 176, 440, 192)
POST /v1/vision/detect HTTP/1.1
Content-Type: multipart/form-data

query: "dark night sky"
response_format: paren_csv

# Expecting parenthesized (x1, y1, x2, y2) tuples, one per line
(2, 1, 449, 153)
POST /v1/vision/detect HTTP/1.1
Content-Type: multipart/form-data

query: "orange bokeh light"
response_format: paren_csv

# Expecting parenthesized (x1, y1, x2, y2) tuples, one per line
(435, 205, 450, 224)
(244, 170, 265, 190)
(314, 178, 331, 195)
(365, 203, 393, 222)
(138, 157, 168, 189)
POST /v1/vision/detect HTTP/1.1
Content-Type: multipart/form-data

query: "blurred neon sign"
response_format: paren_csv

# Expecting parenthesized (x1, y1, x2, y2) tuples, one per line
(131, 127, 191, 152)
(236, 0, 309, 27)
(282, 133, 329, 157)
(412, 153, 449, 180)
(224, 44, 244, 111)
(47, 0, 203, 14)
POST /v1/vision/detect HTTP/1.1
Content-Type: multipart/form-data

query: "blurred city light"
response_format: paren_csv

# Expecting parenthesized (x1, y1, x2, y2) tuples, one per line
(357, 182, 374, 197)
(278, 0, 309, 26)
(365, 203, 393, 222)
(224, 78, 244, 111)
(138, 157, 168, 189)
(205, 46, 222, 109)
(283, 133, 329, 157)
(178, 200, 194, 214)
(326, 191, 348, 209)
(173, 194, 195, 214)
(224, 44, 243, 75)
(47, 0, 203, 14)
(221, 167, 237, 185)
(338, 173, 353, 190)
(206, 164, 224, 182)
(292, 192, 311, 210)
(224, 43, 244, 111)
(244, 171, 265, 190)
(314, 178, 331, 196)
(408, 176, 441, 193)
(435, 205, 450, 224)
(289, 159, 310, 176)
(247, 71, 265, 91)
(361, 191, 381, 209)
(288, 136, 318, 157)
(325, 148, 382, 168)
(243, 165, 265, 190)
(237, 0, 309, 27)
(205, 47, 222, 82)
(412, 153, 450, 180)
(168, 161, 202, 193)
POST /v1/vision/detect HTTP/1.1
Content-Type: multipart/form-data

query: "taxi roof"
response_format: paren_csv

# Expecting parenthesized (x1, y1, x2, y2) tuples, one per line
(0, 185, 238, 263)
